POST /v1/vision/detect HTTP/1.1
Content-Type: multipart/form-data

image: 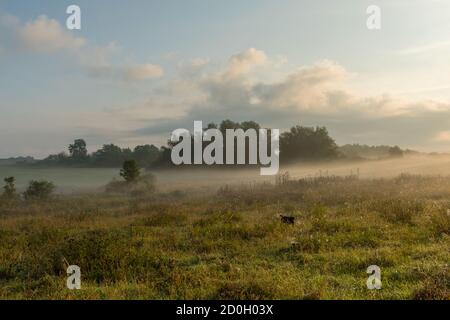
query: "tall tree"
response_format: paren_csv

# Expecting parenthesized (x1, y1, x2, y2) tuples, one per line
(68, 139, 88, 160)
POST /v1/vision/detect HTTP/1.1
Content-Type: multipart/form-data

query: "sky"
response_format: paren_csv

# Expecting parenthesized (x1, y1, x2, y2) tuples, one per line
(1, 0, 450, 158)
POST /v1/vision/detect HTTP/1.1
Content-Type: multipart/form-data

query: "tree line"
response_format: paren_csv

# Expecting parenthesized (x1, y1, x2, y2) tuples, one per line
(39, 120, 342, 168)
(339, 144, 405, 160)
(43, 140, 161, 167)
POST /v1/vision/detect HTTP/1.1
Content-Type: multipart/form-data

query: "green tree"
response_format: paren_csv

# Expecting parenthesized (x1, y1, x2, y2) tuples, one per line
(23, 180, 55, 200)
(44, 152, 69, 164)
(69, 139, 88, 160)
(93, 144, 125, 166)
(219, 119, 239, 133)
(133, 144, 160, 166)
(2, 176, 16, 198)
(120, 160, 140, 183)
(280, 125, 338, 162)
(240, 121, 260, 131)
(152, 146, 173, 167)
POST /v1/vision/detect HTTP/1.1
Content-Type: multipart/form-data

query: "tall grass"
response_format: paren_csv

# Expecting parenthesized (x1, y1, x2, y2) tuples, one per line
(0, 174, 448, 299)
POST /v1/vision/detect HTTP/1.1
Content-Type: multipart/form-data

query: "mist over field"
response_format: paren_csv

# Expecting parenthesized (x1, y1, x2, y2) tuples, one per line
(2, 154, 450, 193)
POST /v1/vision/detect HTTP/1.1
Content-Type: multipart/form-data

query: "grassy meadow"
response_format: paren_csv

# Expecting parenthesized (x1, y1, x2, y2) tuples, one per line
(0, 164, 449, 299)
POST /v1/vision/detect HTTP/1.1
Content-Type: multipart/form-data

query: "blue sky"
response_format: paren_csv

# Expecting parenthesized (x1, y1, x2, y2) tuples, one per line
(1, 0, 450, 157)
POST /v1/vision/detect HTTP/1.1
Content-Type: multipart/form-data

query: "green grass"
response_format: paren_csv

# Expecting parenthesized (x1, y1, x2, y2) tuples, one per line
(0, 174, 448, 299)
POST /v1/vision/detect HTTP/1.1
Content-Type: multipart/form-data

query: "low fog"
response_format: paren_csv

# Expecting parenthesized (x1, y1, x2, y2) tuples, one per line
(155, 154, 450, 191)
(2, 154, 450, 194)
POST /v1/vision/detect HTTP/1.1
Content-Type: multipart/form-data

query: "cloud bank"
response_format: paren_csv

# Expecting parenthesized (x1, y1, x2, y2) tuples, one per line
(0, 14, 164, 83)
(125, 49, 450, 152)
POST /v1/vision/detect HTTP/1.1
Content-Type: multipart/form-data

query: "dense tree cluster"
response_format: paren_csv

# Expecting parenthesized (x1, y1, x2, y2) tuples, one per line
(43, 141, 161, 167)
(280, 126, 338, 162)
(40, 120, 344, 167)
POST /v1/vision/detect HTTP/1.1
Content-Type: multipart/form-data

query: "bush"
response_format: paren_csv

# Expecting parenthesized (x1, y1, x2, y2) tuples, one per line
(23, 180, 55, 201)
(2, 176, 16, 199)
(120, 160, 140, 183)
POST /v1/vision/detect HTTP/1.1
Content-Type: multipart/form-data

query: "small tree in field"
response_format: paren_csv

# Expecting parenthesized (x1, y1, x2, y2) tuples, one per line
(120, 160, 140, 183)
(23, 180, 55, 201)
(2, 177, 16, 198)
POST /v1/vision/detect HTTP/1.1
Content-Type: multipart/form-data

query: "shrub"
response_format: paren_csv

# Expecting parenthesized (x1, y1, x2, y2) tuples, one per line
(23, 180, 55, 201)
(2, 176, 16, 199)
(120, 160, 140, 183)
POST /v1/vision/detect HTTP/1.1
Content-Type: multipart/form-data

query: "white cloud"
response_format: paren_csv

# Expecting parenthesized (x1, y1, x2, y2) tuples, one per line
(254, 60, 350, 111)
(224, 47, 268, 78)
(124, 64, 164, 81)
(122, 49, 450, 124)
(2, 14, 163, 83)
(125, 49, 450, 152)
(18, 15, 86, 53)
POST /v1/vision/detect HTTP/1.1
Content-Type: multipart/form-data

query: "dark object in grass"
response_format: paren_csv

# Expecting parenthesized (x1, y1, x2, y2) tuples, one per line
(23, 180, 55, 201)
(280, 215, 295, 224)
